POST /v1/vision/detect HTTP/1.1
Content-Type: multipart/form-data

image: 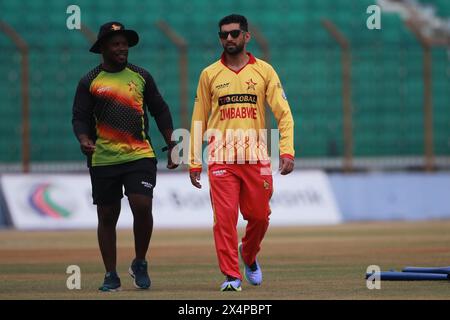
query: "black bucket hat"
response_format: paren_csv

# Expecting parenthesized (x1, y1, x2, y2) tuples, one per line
(89, 22, 139, 54)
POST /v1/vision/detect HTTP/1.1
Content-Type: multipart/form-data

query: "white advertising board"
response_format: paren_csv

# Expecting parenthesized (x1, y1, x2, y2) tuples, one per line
(1, 171, 341, 230)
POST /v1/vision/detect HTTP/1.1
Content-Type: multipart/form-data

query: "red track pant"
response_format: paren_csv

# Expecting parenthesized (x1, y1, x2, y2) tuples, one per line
(208, 162, 273, 280)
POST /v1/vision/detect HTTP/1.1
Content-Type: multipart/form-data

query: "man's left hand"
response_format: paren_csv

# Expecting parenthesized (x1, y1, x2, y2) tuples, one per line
(167, 146, 179, 170)
(280, 157, 294, 175)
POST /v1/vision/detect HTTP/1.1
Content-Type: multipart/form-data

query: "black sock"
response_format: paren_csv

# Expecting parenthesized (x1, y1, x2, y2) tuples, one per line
(249, 262, 258, 272)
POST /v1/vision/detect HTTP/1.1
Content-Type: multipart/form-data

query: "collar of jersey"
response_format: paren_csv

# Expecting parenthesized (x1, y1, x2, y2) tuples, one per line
(100, 63, 128, 74)
(220, 52, 256, 74)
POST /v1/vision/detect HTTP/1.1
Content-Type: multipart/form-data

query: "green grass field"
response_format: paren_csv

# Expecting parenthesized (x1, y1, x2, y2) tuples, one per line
(1, 220, 450, 300)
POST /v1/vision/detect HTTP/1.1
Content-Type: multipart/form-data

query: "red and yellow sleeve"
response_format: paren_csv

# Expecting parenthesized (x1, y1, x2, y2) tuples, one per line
(265, 66, 295, 160)
(189, 70, 212, 172)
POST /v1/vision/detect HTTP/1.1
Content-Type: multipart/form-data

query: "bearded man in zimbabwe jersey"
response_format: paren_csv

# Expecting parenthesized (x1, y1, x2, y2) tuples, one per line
(189, 14, 295, 292)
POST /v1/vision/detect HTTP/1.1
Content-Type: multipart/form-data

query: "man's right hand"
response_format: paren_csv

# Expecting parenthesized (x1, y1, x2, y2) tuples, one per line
(189, 170, 202, 189)
(79, 135, 96, 155)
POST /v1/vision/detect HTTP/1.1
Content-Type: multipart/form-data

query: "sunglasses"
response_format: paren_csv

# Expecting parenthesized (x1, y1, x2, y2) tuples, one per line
(218, 29, 244, 39)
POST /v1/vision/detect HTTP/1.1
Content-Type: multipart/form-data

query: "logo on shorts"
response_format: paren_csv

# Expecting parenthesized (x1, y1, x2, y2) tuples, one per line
(141, 181, 153, 189)
(263, 180, 270, 190)
(212, 169, 227, 176)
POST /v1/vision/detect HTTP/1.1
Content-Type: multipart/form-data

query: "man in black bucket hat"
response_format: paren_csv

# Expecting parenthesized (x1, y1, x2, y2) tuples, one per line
(89, 22, 139, 53)
(72, 22, 178, 291)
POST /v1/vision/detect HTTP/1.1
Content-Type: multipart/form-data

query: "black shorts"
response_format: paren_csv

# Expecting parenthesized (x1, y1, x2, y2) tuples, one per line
(89, 158, 157, 205)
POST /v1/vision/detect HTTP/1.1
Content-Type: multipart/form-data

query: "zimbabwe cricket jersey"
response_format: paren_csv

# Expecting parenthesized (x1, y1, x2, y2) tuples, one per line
(189, 52, 295, 171)
(73, 63, 173, 167)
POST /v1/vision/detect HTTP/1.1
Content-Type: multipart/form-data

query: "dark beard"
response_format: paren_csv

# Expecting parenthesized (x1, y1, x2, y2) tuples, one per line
(224, 43, 244, 55)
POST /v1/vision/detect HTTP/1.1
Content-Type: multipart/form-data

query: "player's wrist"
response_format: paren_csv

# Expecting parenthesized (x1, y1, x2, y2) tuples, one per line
(79, 135, 92, 144)
(162, 142, 177, 152)
(280, 154, 294, 161)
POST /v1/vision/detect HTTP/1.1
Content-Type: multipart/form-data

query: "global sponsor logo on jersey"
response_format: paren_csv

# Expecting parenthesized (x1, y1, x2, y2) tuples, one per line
(215, 82, 230, 90)
(218, 94, 257, 107)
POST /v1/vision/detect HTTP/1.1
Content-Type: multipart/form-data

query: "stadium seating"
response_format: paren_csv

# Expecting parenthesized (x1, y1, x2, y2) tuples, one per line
(0, 0, 449, 163)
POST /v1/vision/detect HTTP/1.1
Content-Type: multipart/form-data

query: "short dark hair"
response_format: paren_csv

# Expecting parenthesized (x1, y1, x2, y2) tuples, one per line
(218, 14, 248, 32)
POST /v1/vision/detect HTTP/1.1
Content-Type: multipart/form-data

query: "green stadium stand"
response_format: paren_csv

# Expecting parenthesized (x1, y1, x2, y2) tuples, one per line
(0, 0, 449, 164)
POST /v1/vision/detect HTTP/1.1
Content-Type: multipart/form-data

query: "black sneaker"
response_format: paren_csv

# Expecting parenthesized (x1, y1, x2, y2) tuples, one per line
(129, 259, 151, 289)
(98, 271, 121, 292)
